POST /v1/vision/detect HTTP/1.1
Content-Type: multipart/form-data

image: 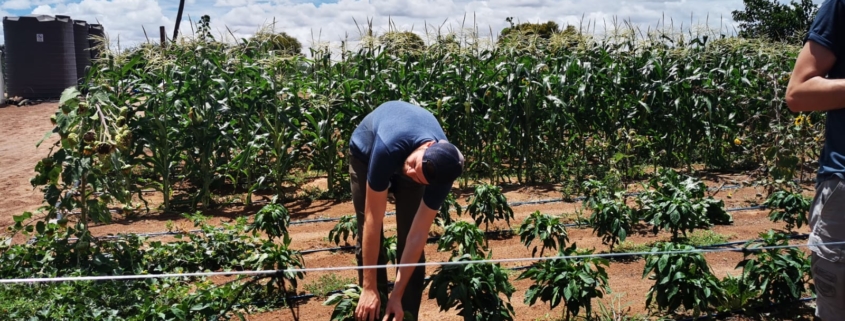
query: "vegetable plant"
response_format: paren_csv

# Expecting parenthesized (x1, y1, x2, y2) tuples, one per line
(736, 230, 811, 306)
(466, 184, 515, 235)
(427, 253, 516, 321)
(248, 201, 290, 241)
(32, 87, 137, 228)
(763, 189, 811, 232)
(642, 242, 726, 318)
(517, 210, 568, 257)
(437, 192, 463, 228)
(588, 191, 635, 252)
(328, 215, 358, 246)
(437, 220, 487, 257)
(384, 235, 398, 265)
(718, 273, 760, 313)
(517, 243, 610, 320)
(637, 169, 733, 241)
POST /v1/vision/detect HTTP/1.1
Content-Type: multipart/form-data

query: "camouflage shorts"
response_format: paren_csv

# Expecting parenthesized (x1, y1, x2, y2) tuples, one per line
(809, 177, 845, 320)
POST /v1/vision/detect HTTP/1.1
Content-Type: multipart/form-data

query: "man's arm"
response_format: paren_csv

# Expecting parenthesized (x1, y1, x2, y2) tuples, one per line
(785, 40, 845, 112)
(386, 201, 438, 303)
(362, 182, 388, 290)
(355, 181, 389, 321)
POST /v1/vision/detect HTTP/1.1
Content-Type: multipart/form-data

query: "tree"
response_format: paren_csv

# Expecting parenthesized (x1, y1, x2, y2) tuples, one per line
(731, 0, 819, 42)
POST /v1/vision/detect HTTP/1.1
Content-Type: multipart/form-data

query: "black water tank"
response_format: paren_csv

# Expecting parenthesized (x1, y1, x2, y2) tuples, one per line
(88, 24, 104, 60)
(73, 20, 90, 83)
(3, 15, 77, 99)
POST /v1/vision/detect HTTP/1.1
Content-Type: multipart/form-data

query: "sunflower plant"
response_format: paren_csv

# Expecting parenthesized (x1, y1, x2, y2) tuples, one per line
(31, 87, 138, 229)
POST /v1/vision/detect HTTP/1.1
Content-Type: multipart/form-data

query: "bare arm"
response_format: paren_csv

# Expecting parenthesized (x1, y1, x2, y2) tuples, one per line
(355, 182, 388, 321)
(786, 40, 845, 112)
(387, 202, 438, 303)
(362, 182, 388, 291)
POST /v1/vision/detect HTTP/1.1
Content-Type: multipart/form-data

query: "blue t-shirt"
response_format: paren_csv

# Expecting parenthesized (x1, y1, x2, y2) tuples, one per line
(805, 0, 845, 183)
(349, 100, 453, 210)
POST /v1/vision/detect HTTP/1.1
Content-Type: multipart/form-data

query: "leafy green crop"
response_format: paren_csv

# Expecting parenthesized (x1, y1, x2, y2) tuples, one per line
(0, 210, 306, 320)
(427, 253, 516, 321)
(28, 15, 819, 236)
(384, 235, 398, 265)
(517, 210, 569, 257)
(466, 184, 515, 235)
(637, 169, 733, 241)
(587, 191, 635, 252)
(642, 242, 725, 318)
(249, 202, 290, 241)
(323, 284, 415, 321)
(737, 230, 811, 306)
(437, 220, 487, 257)
(437, 192, 463, 228)
(328, 215, 358, 246)
(518, 244, 610, 319)
(763, 189, 810, 232)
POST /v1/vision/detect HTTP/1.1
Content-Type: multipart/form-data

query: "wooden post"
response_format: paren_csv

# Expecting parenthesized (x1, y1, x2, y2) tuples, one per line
(160, 26, 166, 48)
(173, 0, 185, 41)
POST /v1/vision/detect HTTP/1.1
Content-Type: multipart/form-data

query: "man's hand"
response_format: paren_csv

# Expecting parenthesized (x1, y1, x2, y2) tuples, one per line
(381, 295, 403, 321)
(355, 287, 381, 321)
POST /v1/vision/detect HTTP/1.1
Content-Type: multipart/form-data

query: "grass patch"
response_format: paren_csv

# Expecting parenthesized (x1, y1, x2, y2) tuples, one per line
(303, 274, 357, 298)
(613, 240, 655, 254)
(677, 230, 732, 247)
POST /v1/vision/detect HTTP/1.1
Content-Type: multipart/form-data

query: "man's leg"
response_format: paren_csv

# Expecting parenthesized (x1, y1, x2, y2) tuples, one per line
(349, 155, 389, 297)
(808, 177, 845, 320)
(391, 174, 427, 319)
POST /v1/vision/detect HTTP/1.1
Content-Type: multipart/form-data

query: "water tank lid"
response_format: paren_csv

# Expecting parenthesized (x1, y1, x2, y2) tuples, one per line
(3, 14, 72, 22)
(74, 20, 88, 26)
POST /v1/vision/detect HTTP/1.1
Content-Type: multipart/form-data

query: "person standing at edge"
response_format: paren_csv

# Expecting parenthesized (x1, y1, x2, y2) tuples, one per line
(786, 0, 845, 319)
(347, 100, 465, 321)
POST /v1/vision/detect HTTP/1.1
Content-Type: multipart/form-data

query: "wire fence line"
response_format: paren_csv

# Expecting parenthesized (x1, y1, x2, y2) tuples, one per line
(0, 238, 833, 285)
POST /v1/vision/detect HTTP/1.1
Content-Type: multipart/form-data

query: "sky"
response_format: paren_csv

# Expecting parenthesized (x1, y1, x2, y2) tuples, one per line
(0, 0, 825, 54)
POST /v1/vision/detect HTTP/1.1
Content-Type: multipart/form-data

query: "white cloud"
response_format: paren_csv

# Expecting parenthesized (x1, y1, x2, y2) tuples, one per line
(23, 0, 172, 50)
(0, 0, 826, 56)
(1, 0, 32, 10)
(213, 0, 248, 7)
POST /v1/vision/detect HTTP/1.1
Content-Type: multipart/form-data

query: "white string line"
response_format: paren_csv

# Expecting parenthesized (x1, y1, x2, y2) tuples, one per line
(1, 239, 838, 284)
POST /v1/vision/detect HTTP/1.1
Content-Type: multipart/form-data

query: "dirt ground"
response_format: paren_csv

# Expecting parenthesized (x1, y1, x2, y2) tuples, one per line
(0, 103, 821, 320)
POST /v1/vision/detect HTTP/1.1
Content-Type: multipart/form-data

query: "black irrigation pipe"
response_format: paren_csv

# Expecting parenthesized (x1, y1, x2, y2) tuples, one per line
(220, 183, 749, 218)
(56, 202, 771, 245)
(280, 182, 749, 225)
(51, 175, 799, 242)
(282, 232, 813, 303)
(76, 182, 749, 218)
(678, 297, 816, 321)
(66, 176, 817, 218)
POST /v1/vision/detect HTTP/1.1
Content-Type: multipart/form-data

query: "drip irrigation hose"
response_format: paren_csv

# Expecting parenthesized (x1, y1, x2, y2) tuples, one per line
(60, 183, 760, 242)
(677, 297, 816, 321)
(67, 182, 752, 220)
(55, 202, 770, 246)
